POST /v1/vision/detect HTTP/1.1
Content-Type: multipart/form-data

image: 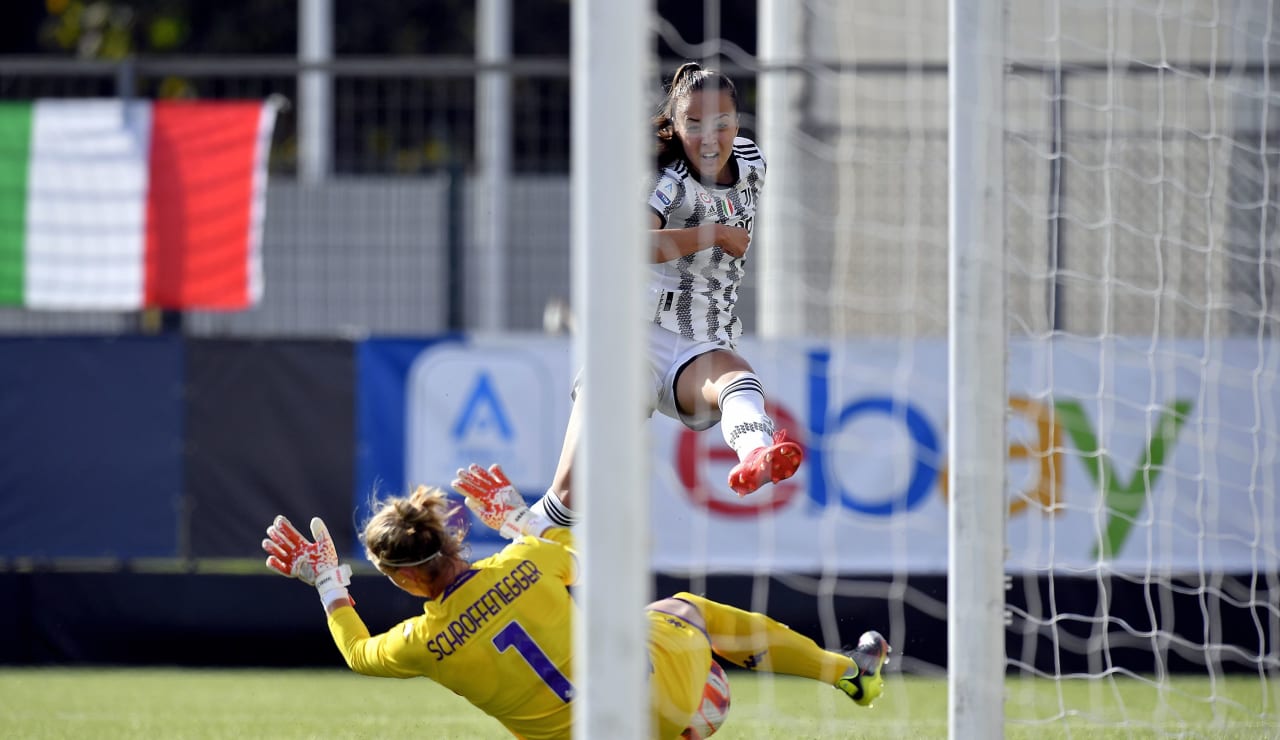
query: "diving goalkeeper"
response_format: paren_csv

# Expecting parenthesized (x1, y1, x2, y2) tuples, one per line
(261, 463, 890, 739)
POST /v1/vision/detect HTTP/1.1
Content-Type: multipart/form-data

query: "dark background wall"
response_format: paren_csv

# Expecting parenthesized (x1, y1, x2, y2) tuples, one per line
(0, 339, 1272, 674)
(2, 569, 1271, 676)
(0, 337, 355, 562)
(0, 337, 185, 559)
(185, 339, 355, 558)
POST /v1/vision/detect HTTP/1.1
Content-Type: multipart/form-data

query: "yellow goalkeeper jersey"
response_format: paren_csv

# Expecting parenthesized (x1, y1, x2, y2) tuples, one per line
(328, 528, 579, 740)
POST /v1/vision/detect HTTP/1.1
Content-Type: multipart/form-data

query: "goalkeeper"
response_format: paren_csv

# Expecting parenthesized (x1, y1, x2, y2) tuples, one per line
(262, 463, 889, 740)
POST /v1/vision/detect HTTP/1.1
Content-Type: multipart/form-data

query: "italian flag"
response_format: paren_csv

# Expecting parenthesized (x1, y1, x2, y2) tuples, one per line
(0, 99, 277, 310)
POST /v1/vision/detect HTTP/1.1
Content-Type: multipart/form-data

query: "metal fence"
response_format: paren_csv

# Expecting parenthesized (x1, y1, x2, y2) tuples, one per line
(0, 56, 575, 174)
(0, 56, 581, 336)
(1, 55, 1278, 338)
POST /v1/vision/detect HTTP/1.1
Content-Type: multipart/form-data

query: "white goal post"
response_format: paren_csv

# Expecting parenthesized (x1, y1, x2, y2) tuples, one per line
(572, 0, 650, 738)
(948, 1, 1007, 738)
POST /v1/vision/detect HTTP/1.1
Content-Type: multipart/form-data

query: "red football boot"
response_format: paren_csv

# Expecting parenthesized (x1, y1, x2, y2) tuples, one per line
(727, 429, 803, 496)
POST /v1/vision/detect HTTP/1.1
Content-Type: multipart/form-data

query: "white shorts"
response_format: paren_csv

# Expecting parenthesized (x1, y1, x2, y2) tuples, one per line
(571, 326, 731, 432)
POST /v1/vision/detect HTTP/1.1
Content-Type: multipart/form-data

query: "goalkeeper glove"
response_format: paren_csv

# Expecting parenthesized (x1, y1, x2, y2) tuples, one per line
(262, 515, 352, 608)
(451, 463, 550, 540)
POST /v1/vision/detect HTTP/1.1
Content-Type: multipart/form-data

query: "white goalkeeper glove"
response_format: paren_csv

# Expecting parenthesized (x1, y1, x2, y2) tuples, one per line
(451, 463, 550, 540)
(262, 515, 352, 608)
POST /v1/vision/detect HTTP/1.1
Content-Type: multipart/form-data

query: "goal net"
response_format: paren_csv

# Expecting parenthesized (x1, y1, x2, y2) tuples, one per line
(648, 0, 1280, 735)
(999, 2, 1280, 732)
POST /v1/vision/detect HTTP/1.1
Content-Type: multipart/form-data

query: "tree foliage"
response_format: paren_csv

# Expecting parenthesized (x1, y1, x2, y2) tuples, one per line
(26, 0, 753, 59)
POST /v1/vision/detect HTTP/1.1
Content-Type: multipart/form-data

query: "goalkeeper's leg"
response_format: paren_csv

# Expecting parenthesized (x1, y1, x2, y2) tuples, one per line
(674, 592, 851, 681)
(645, 603, 715, 740)
(673, 592, 889, 706)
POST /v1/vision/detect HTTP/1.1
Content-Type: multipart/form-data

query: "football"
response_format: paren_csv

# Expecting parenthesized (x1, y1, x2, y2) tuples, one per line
(681, 662, 732, 739)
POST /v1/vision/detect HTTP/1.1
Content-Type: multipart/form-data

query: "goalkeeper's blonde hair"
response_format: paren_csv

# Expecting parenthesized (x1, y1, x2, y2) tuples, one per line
(361, 485, 467, 575)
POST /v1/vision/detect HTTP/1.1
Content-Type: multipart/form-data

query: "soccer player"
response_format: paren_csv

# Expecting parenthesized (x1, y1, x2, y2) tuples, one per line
(531, 62, 801, 529)
(262, 463, 890, 740)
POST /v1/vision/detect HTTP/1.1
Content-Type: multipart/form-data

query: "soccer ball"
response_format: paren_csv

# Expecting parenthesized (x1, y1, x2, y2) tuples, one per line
(681, 662, 732, 739)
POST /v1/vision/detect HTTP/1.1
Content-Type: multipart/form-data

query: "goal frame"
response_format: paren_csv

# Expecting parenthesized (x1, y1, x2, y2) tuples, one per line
(948, 1, 1008, 738)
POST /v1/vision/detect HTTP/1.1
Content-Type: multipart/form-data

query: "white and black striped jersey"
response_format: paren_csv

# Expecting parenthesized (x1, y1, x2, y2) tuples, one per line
(647, 136, 765, 346)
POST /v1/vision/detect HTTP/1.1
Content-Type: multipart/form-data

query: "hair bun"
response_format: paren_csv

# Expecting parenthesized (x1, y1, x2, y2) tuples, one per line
(671, 61, 704, 89)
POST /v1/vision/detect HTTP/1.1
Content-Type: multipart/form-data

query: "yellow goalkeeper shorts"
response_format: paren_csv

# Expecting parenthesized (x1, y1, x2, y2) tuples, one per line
(647, 609, 714, 739)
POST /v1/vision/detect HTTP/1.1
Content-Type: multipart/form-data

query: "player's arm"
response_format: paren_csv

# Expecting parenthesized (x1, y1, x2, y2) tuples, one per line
(535, 526, 575, 550)
(262, 515, 353, 613)
(261, 515, 423, 679)
(650, 213, 749, 261)
(452, 463, 578, 581)
(326, 610, 428, 679)
(451, 463, 555, 539)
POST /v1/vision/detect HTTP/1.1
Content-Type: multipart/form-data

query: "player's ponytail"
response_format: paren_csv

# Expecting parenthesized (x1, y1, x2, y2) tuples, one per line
(669, 61, 705, 97)
(361, 485, 468, 574)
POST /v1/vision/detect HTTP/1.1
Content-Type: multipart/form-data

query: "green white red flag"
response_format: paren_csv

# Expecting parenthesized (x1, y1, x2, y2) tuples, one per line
(0, 99, 277, 310)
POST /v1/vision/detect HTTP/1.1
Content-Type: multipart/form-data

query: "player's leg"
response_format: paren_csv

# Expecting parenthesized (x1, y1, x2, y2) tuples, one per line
(530, 392, 583, 526)
(671, 592, 890, 707)
(645, 600, 716, 739)
(672, 350, 803, 496)
(536, 333, 667, 523)
(649, 595, 708, 631)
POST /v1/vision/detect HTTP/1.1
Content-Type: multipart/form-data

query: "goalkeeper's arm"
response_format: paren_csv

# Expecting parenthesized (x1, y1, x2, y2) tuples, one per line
(323, 591, 354, 614)
(451, 463, 554, 539)
(262, 515, 355, 614)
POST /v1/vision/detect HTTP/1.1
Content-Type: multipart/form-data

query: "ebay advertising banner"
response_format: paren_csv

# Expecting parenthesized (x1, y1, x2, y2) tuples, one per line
(356, 335, 1280, 575)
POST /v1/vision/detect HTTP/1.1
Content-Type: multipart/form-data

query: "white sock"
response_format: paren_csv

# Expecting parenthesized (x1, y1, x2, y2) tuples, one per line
(718, 374, 775, 460)
(531, 491, 579, 527)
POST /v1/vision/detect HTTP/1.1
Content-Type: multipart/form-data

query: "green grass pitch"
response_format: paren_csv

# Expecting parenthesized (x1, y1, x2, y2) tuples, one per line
(1, 668, 1275, 739)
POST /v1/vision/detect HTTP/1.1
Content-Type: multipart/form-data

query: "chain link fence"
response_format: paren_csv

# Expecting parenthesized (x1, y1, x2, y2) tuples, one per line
(1, 53, 1277, 338)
